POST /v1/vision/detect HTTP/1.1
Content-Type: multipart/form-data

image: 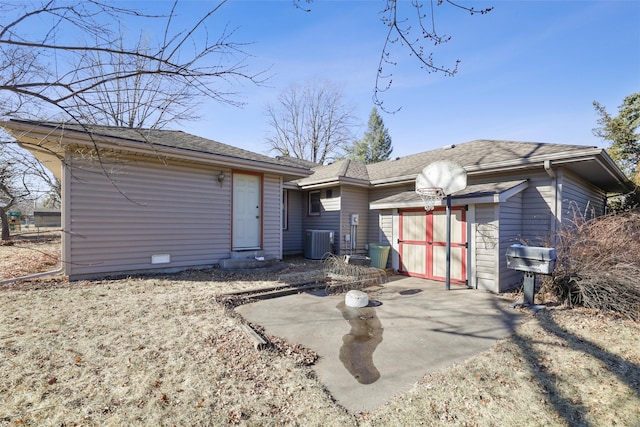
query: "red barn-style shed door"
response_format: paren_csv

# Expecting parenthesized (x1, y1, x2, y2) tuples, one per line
(398, 207, 467, 284)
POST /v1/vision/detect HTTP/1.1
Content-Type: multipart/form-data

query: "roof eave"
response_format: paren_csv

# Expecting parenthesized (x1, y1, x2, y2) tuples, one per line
(3, 120, 311, 179)
(370, 148, 632, 191)
(369, 175, 417, 187)
(298, 176, 370, 190)
(370, 180, 529, 210)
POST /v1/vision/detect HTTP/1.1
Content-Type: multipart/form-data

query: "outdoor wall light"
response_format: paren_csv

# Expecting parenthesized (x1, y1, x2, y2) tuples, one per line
(217, 171, 225, 187)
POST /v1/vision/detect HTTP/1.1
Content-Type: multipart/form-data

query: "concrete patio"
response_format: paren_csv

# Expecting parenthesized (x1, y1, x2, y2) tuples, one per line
(236, 276, 524, 413)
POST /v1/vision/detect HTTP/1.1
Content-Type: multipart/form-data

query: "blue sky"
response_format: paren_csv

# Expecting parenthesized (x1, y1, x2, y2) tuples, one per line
(134, 0, 640, 159)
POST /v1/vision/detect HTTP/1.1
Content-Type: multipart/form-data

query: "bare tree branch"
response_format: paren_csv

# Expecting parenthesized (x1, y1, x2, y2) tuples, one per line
(1, 0, 265, 124)
(1, 0, 267, 212)
(294, 0, 492, 113)
(374, 0, 492, 112)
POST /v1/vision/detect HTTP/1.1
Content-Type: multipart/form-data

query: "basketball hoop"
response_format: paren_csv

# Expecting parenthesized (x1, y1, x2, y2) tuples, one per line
(416, 187, 445, 211)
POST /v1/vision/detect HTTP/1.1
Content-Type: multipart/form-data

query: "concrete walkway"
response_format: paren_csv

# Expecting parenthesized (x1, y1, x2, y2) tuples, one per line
(236, 276, 524, 413)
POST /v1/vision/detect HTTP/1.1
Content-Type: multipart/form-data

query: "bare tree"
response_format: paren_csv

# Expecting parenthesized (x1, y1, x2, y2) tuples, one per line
(295, 0, 492, 112)
(265, 80, 356, 164)
(0, 158, 17, 241)
(0, 0, 263, 125)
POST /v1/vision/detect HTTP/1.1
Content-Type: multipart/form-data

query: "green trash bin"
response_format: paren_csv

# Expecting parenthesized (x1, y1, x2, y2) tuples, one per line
(369, 243, 390, 269)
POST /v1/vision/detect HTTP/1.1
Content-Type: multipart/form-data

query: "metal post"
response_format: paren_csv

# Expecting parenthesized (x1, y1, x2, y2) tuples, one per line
(446, 194, 451, 291)
(523, 272, 536, 305)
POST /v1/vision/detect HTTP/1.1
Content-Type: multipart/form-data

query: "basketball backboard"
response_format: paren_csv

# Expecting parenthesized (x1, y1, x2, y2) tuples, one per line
(415, 160, 467, 196)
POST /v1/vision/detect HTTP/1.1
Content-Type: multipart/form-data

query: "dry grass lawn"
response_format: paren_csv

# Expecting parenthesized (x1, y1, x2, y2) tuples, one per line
(1, 233, 639, 426)
(0, 230, 60, 280)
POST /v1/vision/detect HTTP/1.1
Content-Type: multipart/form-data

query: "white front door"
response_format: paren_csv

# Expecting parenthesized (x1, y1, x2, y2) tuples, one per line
(232, 173, 261, 249)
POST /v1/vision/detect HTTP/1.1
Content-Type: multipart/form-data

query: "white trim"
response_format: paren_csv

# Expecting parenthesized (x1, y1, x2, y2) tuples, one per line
(467, 204, 476, 289)
(282, 188, 288, 230)
(298, 177, 370, 190)
(391, 209, 400, 271)
(370, 181, 530, 210)
(62, 152, 71, 277)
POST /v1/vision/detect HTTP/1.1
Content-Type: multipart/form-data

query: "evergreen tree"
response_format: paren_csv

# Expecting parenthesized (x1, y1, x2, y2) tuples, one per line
(593, 93, 640, 185)
(593, 92, 640, 211)
(348, 107, 393, 164)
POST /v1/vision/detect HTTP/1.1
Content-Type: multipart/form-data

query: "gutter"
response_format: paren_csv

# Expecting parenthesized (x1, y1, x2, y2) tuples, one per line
(299, 176, 370, 190)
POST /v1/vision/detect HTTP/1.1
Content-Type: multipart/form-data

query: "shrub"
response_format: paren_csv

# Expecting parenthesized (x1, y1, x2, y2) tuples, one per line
(543, 209, 640, 321)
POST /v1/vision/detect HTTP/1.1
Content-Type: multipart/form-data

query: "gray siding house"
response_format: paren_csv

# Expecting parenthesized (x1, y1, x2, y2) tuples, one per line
(4, 119, 633, 293)
(288, 141, 633, 292)
(3, 119, 310, 280)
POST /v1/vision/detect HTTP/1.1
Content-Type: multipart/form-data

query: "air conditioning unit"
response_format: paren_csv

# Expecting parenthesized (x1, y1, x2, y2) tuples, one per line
(304, 229, 334, 260)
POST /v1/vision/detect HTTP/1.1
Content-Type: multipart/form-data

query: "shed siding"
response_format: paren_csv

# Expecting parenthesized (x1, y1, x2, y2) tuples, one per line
(378, 209, 395, 269)
(497, 193, 524, 291)
(368, 184, 415, 250)
(560, 170, 606, 222)
(379, 209, 394, 246)
(262, 174, 283, 259)
(474, 203, 499, 291)
(520, 173, 555, 245)
(367, 210, 381, 247)
(67, 157, 231, 278)
(283, 189, 304, 255)
(340, 186, 369, 255)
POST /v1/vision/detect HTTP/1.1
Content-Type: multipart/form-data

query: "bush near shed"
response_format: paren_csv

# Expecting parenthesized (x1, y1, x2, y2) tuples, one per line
(544, 209, 640, 321)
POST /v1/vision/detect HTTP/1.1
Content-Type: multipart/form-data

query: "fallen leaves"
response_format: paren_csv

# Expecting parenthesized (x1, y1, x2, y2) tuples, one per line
(0, 232, 60, 280)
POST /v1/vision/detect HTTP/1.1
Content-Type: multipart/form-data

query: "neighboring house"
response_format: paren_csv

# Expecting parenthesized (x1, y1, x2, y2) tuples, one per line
(2, 119, 310, 280)
(3, 119, 633, 293)
(286, 140, 633, 292)
(33, 210, 62, 228)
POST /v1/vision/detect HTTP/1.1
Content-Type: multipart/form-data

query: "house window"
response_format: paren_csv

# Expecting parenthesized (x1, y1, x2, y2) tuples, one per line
(309, 190, 321, 215)
(326, 189, 333, 199)
(282, 190, 288, 230)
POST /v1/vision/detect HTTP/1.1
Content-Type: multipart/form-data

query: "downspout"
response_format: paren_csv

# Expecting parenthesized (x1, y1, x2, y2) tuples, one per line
(0, 265, 63, 286)
(544, 160, 558, 245)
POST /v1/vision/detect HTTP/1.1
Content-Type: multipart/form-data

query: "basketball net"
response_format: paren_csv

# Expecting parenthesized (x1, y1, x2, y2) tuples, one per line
(416, 187, 445, 211)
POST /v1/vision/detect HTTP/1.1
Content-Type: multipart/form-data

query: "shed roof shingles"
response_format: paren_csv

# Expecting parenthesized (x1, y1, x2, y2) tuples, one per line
(370, 179, 528, 207)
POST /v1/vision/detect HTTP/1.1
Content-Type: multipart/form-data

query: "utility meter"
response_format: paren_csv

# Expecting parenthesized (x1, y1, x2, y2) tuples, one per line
(350, 214, 359, 225)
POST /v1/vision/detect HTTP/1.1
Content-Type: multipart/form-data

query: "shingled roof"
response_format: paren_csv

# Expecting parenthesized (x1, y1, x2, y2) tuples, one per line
(293, 139, 631, 193)
(3, 120, 300, 170)
(296, 159, 370, 188)
(366, 140, 600, 183)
